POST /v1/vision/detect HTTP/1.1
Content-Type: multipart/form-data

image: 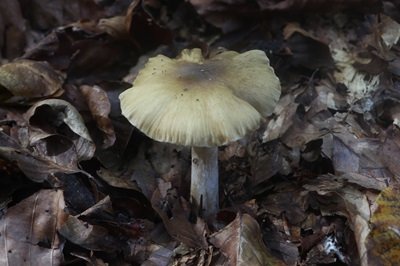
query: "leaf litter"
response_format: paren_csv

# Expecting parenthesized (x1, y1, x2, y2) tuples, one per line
(0, 0, 400, 265)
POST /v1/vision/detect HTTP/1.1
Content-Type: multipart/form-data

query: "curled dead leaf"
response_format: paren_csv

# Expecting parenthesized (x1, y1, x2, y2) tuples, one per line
(25, 99, 95, 161)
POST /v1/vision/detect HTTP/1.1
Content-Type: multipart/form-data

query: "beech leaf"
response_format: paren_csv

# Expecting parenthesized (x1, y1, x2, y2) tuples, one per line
(0, 189, 68, 266)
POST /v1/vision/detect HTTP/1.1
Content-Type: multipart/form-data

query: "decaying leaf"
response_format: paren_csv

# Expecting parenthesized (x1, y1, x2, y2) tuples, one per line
(0, 60, 64, 102)
(209, 213, 285, 266)
(0, 189, 68, 265)
(366, 186, 400, 266)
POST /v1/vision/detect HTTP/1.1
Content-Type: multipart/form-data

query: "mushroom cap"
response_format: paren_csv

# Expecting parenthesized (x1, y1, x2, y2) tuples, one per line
(119, 48, 281, 147)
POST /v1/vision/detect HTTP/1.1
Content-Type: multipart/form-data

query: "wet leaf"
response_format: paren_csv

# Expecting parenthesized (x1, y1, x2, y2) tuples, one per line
(0, 189, 68, 265)
(0, 60, 64, 102)
(210, 213, 285, 266)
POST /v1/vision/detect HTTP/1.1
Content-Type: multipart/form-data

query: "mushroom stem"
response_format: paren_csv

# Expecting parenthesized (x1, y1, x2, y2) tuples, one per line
(191, 146, 219, 217)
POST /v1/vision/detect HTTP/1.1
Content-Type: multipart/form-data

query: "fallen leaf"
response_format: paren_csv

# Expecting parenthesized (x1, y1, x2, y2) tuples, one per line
(80, 85, 116, 149)
(0, 60, 64, 103)
(209, 213, 285, 266)
(0, 189, 68, 265)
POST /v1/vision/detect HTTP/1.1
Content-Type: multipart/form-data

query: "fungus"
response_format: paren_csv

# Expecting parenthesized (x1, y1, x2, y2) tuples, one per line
(119, 48, 280, 217)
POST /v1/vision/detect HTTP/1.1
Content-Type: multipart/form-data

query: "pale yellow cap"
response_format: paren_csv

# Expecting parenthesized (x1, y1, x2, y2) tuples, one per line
(119, 48, 281, 147)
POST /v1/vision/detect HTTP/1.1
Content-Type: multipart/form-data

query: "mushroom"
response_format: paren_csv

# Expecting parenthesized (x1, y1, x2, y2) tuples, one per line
(119, 48, 280, 217)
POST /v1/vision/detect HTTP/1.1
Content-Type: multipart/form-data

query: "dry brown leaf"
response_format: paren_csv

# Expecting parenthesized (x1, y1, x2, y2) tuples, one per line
(263, 92, 299, 143)
(366, 185, 400, 266)
(0, 60, 64, 103)
(0, 189, 67, 265)
(80, 84, 116, 149)
(209, 213, 285, 266)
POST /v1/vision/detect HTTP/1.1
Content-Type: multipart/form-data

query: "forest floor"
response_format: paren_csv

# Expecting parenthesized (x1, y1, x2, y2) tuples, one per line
(0, 0, 399, 265)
